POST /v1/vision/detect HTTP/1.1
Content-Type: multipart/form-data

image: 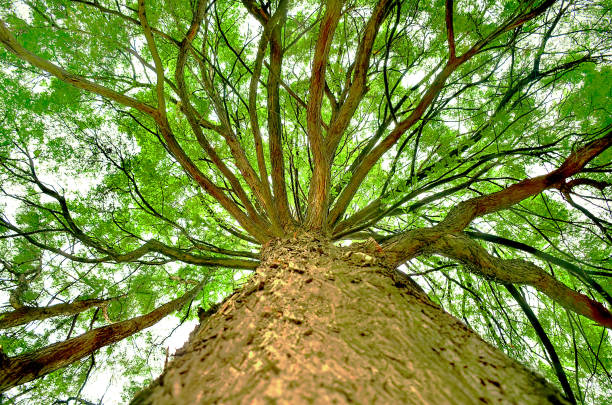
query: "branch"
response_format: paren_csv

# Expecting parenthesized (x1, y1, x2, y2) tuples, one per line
(141, 239, 259, 269)
(0, 218, 260, 269)
(429, 233, 612, 329)
(241, 0, 292, 226)
(174, 0, 266, 226)
(304, 0, 343, 229)
(465, 230, 612, 307)
(0, 279, 206, 391)
(0, 20, 158, 118)
(382, 131, 612, 268)
(334, 159, 495, 238)
(244, 4, 275, 219)
(558, 179, 612, 243)
(327, 0, 556, 225)
(157, 107, 269, 240)
(445, 0, 456, 61)
(324, 0, 393, 158)
(440, 131, 612, 232)
(137, 0, 167, 119)
(189, 35, 276, 228)
(0, 296, 122, 330)
(0, 18, 267, 240)
(505, 284, 576, 404)
(267, 1, 293, 225)
(69, 0, 181, 46)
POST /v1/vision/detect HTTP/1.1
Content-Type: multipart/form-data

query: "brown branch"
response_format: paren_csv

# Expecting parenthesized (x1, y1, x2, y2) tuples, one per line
(324, 0, 393, 161)
(0, 296, 122, 330)
(382, 131, 612, 265)
(304, 0, 343, 230)
(445, 0, 456, 61)
(324, 80, 338, 113)
(440, 131, 612, 232)
(0, 16, 268, 240)
(137, 0, 167, 119)
(0, 279, 206, 391)
(11, 151, 266, 263)
(0, 218, 260, 268)
(263, 61, 326, 129)
(187, 43, 277, 233)
(465, 230, 612, 306)
(241, 0, 291, 228)
(245, 6, 274, 221)
(157, 94, 269, 239)
(333, 158, 495, 238)
(0, 20, 158, 118)
(141, 240, 259, 269)
(268, 20, 293, 225)
(240, 0, 269, 24)
(174, 0, 267, 228)
(428, 233, 612, 329)
(327, 0, 556, 225)
(69, 0, 181, 46)
(561, 178, 611, 192)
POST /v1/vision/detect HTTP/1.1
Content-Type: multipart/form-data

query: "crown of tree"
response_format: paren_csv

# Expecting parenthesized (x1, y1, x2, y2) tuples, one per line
(0, 0, 610, 403)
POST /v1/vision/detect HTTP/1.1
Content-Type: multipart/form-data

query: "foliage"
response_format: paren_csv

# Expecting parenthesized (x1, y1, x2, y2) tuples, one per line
(0, 0, 610, 404)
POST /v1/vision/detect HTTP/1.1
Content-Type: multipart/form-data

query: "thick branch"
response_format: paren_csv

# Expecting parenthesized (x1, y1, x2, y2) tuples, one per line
(440, 131, 612, 231)
(465, 230, 612, 306)
(156, 114, 269, 240)
(445, 0, 456, 61)
(382, 131, 611, 267)
(0, 218, 260, 268)
(190, 25, 276, 231)
(0, 17, 267, 240)
(245, 5, 275, 219)
(174, 0, 267, 227)
(429, 233, 612, 329)
(142, 240, 259, 269)
(324, 0, 393, 158)
(304, 0, 343, 230)
(267, 4, 293, 225)
(138, 0, 167, 119)
(0, 297, 120, 330)
(242, 0, 292, 226)
(0, 279, 206, 391)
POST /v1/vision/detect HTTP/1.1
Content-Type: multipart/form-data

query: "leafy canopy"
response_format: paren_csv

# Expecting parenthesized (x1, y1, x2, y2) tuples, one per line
(0, 0, 611, 404)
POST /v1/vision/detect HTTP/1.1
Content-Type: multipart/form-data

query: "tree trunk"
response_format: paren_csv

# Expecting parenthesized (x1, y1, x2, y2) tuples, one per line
(132, 237, 568, 404)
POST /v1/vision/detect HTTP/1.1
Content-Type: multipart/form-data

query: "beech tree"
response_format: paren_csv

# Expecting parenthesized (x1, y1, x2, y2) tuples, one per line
(0, 0, 611, 403)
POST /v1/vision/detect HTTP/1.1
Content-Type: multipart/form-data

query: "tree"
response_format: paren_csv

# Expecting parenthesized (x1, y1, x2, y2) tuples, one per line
(0, 0, 610, 403)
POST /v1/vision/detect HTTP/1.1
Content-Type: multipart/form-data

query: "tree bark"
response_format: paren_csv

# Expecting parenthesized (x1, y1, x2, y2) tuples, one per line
(132, 237, 568, 404)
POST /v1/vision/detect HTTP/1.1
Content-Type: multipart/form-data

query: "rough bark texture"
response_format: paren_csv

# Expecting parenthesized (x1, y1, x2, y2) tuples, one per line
(132, 237, 568, 404)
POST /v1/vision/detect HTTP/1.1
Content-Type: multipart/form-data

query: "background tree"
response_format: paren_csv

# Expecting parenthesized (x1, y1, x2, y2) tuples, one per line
(0, 0, 610, 403)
